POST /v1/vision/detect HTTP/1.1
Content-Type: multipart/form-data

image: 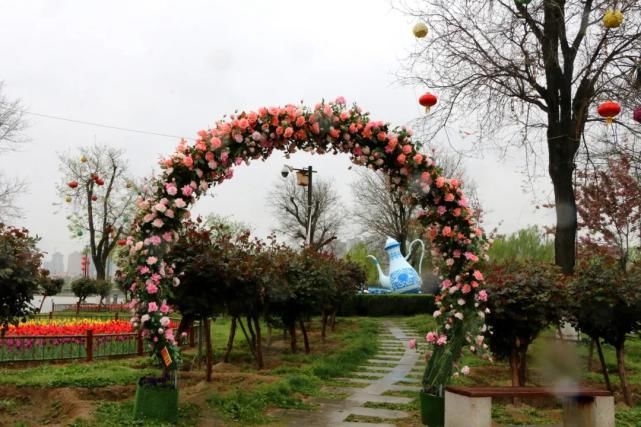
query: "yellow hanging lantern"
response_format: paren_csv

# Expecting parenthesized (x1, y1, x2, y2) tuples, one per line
(413, 22, 428, 38)
(65, 196, 72, 203)
(603, 9, 623, 29)
(80, 155, 88, 163)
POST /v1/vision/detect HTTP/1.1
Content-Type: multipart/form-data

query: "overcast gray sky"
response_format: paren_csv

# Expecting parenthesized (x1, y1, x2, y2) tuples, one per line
(0, 0, 554, 261)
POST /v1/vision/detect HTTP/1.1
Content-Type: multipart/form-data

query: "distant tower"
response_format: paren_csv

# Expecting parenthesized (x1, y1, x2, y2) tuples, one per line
(67, 252, 82, 277)
(51, 252, 65, 275)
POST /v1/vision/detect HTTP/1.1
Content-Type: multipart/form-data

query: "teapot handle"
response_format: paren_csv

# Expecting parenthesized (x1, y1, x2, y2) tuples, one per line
(405, 239, 425, 276)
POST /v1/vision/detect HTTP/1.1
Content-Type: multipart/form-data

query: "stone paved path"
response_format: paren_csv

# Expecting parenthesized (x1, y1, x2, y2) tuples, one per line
(287, 320, 420, 427)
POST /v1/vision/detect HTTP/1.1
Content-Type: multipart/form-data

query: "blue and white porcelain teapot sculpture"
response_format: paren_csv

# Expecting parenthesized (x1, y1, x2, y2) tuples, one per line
(367, 237, 425, 294)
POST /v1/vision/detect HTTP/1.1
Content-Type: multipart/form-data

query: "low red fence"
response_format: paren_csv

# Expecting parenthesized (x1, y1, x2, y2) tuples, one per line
(0, 328, 197, 363)
(52, 302, 130, 313)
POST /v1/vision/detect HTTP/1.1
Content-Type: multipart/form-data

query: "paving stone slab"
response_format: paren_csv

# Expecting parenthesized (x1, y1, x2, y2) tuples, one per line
(337, 423, 396, 427)
(394, 377, 420, 383)
(347, 393, 412, 404)
(335, 377, 373, 384)
(349, 406, 409, 420)
(386, 384, 421, 392)
(350, 371, 386, 378)
(360, 365, 394, 372)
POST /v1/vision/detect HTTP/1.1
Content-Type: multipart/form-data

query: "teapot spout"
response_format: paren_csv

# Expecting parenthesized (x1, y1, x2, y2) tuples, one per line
(367, 255, 391, 289)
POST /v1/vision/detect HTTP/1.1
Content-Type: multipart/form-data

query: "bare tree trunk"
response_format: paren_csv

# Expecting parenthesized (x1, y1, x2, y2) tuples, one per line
(266, 324, 272, 347)
(246, 315, 257, 349)
(253, 315, 264, 369)
(299, 320, 310, 354)
(321, 311, 328, 342)
(616, 344, 632, 406)
(518, 345, 528, 387)
(223, 317, 237, 363)
(587, 339, 595, 372)
(510, 348, 520, 387)
(548, 132, 579, 275)
(204, 317, 213, 382)
(330, 310, 337, 331)
(237, 317, 257, 358)
(289, 323, 297, 353)
(595, 339, 612, 392)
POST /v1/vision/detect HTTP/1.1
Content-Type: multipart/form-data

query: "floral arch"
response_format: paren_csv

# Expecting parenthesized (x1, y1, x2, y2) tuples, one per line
(118, 97, 489, 393)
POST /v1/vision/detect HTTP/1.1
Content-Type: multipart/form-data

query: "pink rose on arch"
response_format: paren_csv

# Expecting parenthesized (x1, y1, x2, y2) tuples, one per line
(148, 302, 158, 312)
(165, 183, 178, 196)
(143, 213, 156, 223)
(335, 96, 346, 105)
(426, 332, 437, 343)
(420, 172, 432, 184)
(211, 137, 222, 149)
(477, 290, 488, 302)
(442, 226, 452, 237)
(402, 145, 412, 154)
(462, 284, 472, 294)
(146, 282, 158, 294)
(413, 153, 424, 164)
(162, 232, 173, 242)
(408, 339, 417, 349)
(436, 176, 446, 188)
(397, 154, 406, 164)
(152, 218, 164, 228)
(174, 198, 187, 209)
(149, 235, 162, 246)
(165, 209, 175, 218)
(444, 193, 455, 202)
(464, 252, 479, 262)
(146, 256, 158, 265)
(437, 206, 446, 216)
(182, 156, 194, 168)
(436, 335, 448, 346)
(473, 270, 484, 281)
(221, 152, 229, 163)
(160, 303, 170, 314)
(181, 185, 193, 197)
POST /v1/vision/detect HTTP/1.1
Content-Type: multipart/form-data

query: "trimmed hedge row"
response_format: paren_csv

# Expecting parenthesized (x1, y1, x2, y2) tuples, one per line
(338, 294, 435, 317)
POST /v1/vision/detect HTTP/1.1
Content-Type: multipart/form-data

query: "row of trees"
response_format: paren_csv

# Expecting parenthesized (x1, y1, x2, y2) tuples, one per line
(484, 227, 641, 406)
(159, 219, 366, 380)
(0, 223, 66, 336)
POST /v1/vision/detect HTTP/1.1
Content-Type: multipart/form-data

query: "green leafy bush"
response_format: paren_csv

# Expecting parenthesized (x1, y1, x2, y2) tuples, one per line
(485, 262, 566, 386)
(338, 294, 435, 317)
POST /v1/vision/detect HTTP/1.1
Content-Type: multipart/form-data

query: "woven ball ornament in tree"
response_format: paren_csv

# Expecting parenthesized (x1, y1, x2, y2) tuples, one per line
(419, 92, 438, 112)
(634, 107, 641, 124)
(413, 22, 428, 38)
(597, 100, 621, 124)
(603, 9, 624, 29)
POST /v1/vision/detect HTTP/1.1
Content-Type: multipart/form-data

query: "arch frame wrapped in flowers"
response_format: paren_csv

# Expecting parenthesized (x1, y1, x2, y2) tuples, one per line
(116, 97, 489, 391)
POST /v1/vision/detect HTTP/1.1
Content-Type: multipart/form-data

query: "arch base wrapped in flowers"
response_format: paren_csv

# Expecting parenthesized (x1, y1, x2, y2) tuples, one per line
(117, 97, 489, 418)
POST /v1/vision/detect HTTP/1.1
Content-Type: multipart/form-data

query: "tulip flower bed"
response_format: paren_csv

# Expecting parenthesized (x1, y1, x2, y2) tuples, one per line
(0, 319, 170, 363)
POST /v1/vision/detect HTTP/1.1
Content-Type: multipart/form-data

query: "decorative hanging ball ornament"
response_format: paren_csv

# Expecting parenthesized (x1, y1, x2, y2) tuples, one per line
(80, 155, 87, 163)
(413, 22, 428, 38)
(634, 107, 641, 123)
(91, 195, 98, 201)
(597, 100, 621, 124)
(117, 239, 127, 246)
(419, 92, 438, 112)
(65, 196, 72, 203)
(603, 9, 624, 29)
(95, 178, 105, 186)
(67, 181, 79, 189)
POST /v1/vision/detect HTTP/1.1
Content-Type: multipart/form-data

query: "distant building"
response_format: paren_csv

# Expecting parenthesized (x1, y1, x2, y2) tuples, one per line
(67, 251, 82, 277)
(50, 252, 65, 275)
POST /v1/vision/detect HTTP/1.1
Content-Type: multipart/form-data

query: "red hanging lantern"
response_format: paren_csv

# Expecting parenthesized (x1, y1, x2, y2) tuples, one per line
(419, 92, 438, 112)
(633, 107, 641, 123)
(597, 100, 621, 124)
(91, 195, 98, 202)
(67, 181, 79, 189)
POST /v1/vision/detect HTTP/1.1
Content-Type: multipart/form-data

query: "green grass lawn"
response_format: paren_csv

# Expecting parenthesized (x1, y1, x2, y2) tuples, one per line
(0, 316, 380, 427)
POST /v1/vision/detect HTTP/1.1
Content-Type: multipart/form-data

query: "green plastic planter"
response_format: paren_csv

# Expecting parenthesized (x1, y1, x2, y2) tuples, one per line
(133, 379, 179, 423)
(419, 391, 444, 427)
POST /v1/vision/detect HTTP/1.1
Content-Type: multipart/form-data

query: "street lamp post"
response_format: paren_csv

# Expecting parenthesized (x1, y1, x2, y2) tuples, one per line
(281, 165, 316, 246)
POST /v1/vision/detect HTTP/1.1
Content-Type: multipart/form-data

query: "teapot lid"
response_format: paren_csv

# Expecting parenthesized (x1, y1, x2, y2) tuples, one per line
(384, 237, 400, 250)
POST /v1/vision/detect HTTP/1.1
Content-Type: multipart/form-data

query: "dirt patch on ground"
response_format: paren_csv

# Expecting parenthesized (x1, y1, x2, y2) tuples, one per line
(0, 385, 94, 427)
